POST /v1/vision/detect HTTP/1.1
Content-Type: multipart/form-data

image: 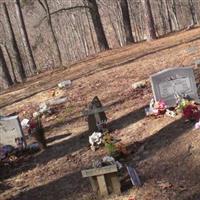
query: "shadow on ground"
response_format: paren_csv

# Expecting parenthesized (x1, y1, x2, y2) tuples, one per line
(127, 118, 193, 163)
(3, 108, 199, 200)
(1, 104, 146, 181)
(183, 192, 200, 200)
(124, 118, 199, 200)
(7, 119, 199, 200)
(0, 182, 11, 194)
(7, 170, 93, 200)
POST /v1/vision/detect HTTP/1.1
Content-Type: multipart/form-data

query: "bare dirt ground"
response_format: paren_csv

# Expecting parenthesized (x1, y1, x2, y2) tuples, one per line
(0, 28, 200, 200)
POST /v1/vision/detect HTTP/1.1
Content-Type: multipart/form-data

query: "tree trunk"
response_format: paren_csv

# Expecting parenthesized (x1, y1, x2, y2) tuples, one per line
(85, 8, 98, 53)
(171, 0, 180, 30)
(158, 0, 167, 35)
(0, 46, 13, 87)
(188, 0, 197, 25)
(1, 44, 18, 83)
(14, 0, 37, 72)
(40, 0, 63, 67)
(163, 0, 173, 32)
(119, 0, 134, 44)
(142, 0, 157, 41)
(2, 2, 26, 81)
(86, 0, 109, 51)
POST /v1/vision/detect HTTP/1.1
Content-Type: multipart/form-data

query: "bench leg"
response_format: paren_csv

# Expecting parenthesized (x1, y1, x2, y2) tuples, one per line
(89, 177, 98, 192)
(97, 175, 108, 196)
(110, 173, 121, 194)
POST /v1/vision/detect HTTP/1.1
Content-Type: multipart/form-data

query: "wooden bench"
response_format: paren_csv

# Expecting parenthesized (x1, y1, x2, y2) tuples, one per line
(81, 164, 121, 197)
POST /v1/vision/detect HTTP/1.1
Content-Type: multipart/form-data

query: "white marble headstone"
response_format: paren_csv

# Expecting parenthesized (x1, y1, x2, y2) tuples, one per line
(0, 115, 26, 147)
(150, 67, 199, 107)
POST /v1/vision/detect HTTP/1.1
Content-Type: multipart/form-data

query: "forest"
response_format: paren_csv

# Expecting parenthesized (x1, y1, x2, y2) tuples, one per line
(0, 0, 199, 90)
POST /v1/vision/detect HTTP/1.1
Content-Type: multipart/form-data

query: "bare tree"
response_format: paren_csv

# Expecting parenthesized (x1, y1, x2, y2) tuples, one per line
(171, 0, 180, 30)
(188, 0, 198, 25)
(119, 0, 134, 44)
(1, 43, 18, 83)
(38, 0, 62, 67)
(0, 45, 13, 87)
(158, 0, 167, 34)
(163, 0, 173, 32)
(2, 2, 26, 81)
(85, 0, 109, 51)
(14, 0, 37, 72)
(142, 0, 157, 41)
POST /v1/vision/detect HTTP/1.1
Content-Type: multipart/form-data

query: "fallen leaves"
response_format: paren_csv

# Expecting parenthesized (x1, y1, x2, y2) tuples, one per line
(157, 180, 172, 190)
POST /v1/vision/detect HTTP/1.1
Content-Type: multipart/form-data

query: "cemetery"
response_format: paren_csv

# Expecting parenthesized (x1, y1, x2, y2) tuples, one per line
(1, 29, 200, 200)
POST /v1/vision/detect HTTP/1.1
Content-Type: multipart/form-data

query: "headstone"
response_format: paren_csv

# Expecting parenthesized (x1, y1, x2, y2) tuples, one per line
(84, 96, 107, 133)
(0, 115, 26, 148)
(194, 60, 200, 87)
(150, 67, 199, 107)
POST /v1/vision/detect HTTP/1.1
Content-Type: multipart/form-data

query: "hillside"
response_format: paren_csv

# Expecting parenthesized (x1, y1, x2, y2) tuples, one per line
(0, 28, 200, 200)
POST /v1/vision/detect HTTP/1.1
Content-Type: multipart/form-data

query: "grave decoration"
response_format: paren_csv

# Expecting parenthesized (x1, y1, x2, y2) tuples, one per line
(102, 133, 127, 159)
(175, 94, 200, 122)
(89, 132, 102, 151)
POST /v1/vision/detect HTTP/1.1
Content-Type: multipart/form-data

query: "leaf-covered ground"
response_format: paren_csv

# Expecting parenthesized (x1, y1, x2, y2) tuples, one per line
(0, 28, 200, 200)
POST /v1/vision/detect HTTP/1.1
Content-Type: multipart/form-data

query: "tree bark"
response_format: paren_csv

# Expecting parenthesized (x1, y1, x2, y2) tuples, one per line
(2, 2, 26, 81)
(85, 8, 97, 53)
(158, 0, 167, 34)
(171, 0, 180, 30)
(14, 0, 37, 72)
(38, 0, 63, 67)
(188, 0, 198, 25)
(119, 0, 134, 44)
(0, 45, 13, 87)
(163, 0, 173, 32)
(142, 0, 157, 41)
(86, 0, 109, 51)
(1, 44, 18, 83)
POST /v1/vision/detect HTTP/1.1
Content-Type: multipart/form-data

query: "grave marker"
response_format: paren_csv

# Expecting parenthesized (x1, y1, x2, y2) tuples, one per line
(0, 115, 26, 148)
(150, 67, 199, 107)
(84, 96, 107, 133)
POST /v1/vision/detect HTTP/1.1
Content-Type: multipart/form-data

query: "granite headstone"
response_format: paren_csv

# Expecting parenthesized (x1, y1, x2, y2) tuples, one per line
(150, 67, 199, 107)
(0, 115, 26, 148)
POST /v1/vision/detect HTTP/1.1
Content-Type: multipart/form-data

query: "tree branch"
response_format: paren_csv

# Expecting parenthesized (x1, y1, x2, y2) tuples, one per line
(37, 0, 47, 12)
(35, 5, 90, 28)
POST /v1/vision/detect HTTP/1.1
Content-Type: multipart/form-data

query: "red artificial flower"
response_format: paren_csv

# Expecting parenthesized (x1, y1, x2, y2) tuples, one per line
(182, 104, 200, 121)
